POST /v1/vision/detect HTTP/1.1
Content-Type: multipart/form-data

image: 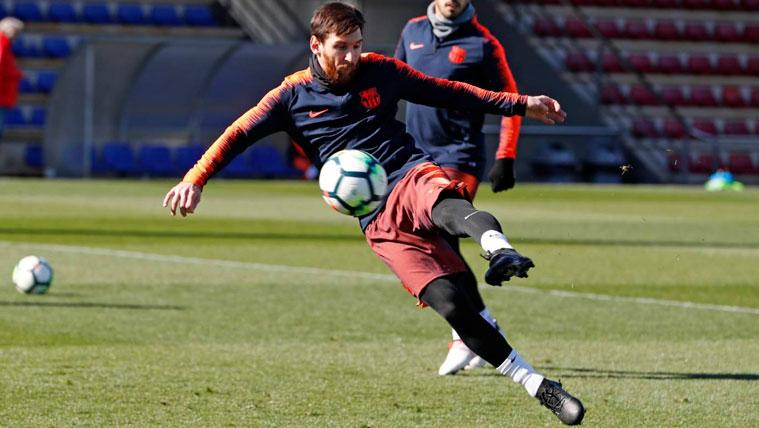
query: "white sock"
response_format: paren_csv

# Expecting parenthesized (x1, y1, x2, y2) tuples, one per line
(479, 308, 506, 339)
(480, 230, 513, 255)
(451, 328, 461, 341)
(496, 350, 545, 397)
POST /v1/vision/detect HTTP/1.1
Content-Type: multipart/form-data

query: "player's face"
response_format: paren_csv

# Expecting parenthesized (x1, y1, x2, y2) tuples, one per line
(311, 29, 363, 85)
(434, 0, 471, 19)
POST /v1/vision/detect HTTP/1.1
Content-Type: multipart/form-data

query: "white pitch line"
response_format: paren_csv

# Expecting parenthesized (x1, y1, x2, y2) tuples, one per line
(2, 240, 758, 316)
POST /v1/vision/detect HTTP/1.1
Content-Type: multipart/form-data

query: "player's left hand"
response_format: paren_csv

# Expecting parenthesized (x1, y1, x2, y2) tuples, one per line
(488, 157, 516, 192)
(525, 95, 566, 125)
(162, 182, 202, 217)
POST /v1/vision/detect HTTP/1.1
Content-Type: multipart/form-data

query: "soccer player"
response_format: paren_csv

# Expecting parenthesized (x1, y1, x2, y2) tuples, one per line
(162, 3, 584, 425)
(395, 0, 521, 376)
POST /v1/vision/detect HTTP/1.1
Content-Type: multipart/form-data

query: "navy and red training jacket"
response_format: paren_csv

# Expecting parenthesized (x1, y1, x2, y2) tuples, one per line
(395, 15, 521, 179)
(183, 53, 527, 229)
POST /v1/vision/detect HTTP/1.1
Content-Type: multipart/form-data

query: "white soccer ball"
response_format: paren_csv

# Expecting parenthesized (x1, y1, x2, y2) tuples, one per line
(12, 255, 53, 294)
(319, 149, 388, 217)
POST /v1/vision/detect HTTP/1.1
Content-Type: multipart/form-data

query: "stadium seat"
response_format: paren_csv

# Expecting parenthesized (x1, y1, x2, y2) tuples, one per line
(684, 0, 712, 7)
(653, 0, 679, 7)
(622, 0, 654, 6)
(628, 53, 654, 73)
(565, 51, 593, 72)
(13, 2, 44, 22)
(42, 36, 72, 58)
(714, 22, 741, 42)
(662, 86, 686, 106)
(102, 142, 139, 175)
(6, 108, 26, 126)
(629, 84, 658, 105)
(249, 146, 298, 178)
(728, 152, 755, 174)
(12, 37, 42, 58)
(29, 108, 46, 126)
(721, 85, 746, 107)
(184, 5, 217, 26)
(631, 118, 659, 138)
(723, 120, 750, 135)
(564, 17, 593, 38)
(24, 144, 43, 168)
(220, 153, 254, 178)
(623, 19, 650, 39)
(657, 55, 684, 74)
(744, 0, 759, 9)
(716, 55, 743, 75)
(687, 55, 714, 75)
(683, 22, 711, 41)
(174, 144, 204, 174)
(750, 87, 759, 108)
(601, 82, 626, 104)
(689, 153, 718, 173)
(82, 3, 113, 24)
(151, 5, 182, 26)
(117, 3, 147, 25)
(654, 20, 680, 40)
(663, 118, 686, 138)
(532, 141, 578, 183)
(743, 23, 759, 43)
(532, 17, 560, 37)
(19, 77, 35, 94)
(138, 145, 174, 176)
(595, 19, 621, 38)
(692, 118, 718, 135)
(714, 0, 740, 8)
(688, 86, 718, 106)
(36, 70, 58, 93)
(48, 2, 79, 23)
(601, 52, 623, 73)
(747, 57, 759, 76)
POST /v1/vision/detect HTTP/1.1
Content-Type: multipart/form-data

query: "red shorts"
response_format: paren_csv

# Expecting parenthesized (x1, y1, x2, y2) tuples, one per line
(364, 162, 469, 301)
(440, 167, 480, 201)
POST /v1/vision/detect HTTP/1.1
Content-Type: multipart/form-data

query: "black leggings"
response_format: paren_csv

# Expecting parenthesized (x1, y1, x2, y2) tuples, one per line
(419, 272, 511, 367)
(431, 195, 502, 244)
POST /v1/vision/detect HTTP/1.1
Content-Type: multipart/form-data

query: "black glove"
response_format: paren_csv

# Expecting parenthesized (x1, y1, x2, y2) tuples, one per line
(488, 157, 516, 192)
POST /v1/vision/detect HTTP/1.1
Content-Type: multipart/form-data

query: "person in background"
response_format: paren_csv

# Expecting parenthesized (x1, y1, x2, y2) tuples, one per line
(395, 0, 522, 375)
(0, 17, 23, 139)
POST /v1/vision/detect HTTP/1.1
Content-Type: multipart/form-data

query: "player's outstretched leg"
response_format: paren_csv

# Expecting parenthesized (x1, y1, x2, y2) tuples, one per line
(431, 196, 534, 285)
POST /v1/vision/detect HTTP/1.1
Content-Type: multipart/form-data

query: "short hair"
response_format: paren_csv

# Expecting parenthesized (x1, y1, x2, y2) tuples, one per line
(0, 17, 24, 35)
(310, 2, 365, 41)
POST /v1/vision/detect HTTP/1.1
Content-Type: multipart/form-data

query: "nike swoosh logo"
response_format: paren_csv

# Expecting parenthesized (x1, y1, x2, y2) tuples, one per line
(409, 42, 424, 50)
(464, 211, 481, 221)
(308, 109, 329, 118)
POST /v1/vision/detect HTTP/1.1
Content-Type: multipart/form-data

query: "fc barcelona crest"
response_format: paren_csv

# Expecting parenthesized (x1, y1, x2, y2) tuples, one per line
(448, 46, 467, 64)
(359, 87, 381, 109)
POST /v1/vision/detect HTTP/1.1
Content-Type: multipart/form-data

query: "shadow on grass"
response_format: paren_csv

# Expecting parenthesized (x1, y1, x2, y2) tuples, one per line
(2, 227, 758, 250)
(542, 366, 759, 381)
(0, 300, 184, 310)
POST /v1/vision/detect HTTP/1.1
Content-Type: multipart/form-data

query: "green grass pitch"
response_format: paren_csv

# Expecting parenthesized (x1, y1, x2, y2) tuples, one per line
(0, 178, 758, 427)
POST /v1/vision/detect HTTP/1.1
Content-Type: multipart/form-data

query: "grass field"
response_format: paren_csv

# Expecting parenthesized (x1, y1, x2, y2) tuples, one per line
(1, 178, 758, 427)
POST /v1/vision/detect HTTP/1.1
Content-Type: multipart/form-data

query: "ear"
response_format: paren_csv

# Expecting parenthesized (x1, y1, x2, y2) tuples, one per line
(309, 35, 321, 55)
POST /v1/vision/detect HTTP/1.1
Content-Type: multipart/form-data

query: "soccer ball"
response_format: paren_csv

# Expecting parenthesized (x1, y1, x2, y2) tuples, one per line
(319, 149, 388, 216)
(12, 256, 53, 294)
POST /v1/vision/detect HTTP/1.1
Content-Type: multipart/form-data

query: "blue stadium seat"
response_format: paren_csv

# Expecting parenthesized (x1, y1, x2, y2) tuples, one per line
(138, 145, 174, 176)
(19, 77, 36, 93)
(174, 144, 204, 174)
(13, 2, 44, 22)
(12, 37, 43, 58)
(220, 153, 255, 178)
(116, 3, 146, 25)
(42, 36, 72, 58)
(102, 143, 139, 175)
(36, 70, 58, 93)
(0, 4, 7, 19)
(29, 108, 46, 126)
(249, 146, 298, 178)
(48, 2, 79, 23)
(6, 108, 26, 126)
(24, 144, 43, 168)
(184, 5, 217, 26)
(82, 3, 113, 24)
(151, 5, 182, 26)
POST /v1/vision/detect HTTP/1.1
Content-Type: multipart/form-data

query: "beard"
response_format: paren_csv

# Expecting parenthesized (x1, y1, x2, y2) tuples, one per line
(321, 54, 357, 85)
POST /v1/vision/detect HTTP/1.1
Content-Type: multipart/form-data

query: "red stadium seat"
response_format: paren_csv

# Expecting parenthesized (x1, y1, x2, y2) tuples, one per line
(623, 20, 650, 39)
(532, 17, 561, 37)
(683, 0, 712, 8)
(628, 53, 654, 73)
(716, 55, 743, 75)
(622, 0, 654, 6)
(664, 118, 686, 138)
(747, 57, 759, 76)
(601, 83, 626, 104)
(742, 0, 759, 9)
(728, 152, 755, 174)
(662, 86, 686, 105)
(692, 118, 718, 135)
(721, 85, 746, 107)
(689, 85, 718, 106)
(629, 84, 658, 105)
(654, 20, 680, 40)
(565, 51, 594, 72)
(601, 52, 624, 72)
(714, 22, 742, 42)
(595, 19, 621, 38)
(684, 22, 712, 41)
(631, 118, 659, 138)
(689, 153, 718, 174)
(714, 0, 740, 8)
(750, 87, 759, 107)
(564, 17, 593, 38)
(744, 23, 759, 43)
(723, 120, 750, 135)
(653, 0, 680, 7)
(657, 55, 684, 74)
(687, 55, 714, 75)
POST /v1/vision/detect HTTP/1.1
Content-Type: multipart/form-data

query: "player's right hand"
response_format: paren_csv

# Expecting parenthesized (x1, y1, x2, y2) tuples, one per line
(162, 182, 202, 217)
(525, 95, 567, 125)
